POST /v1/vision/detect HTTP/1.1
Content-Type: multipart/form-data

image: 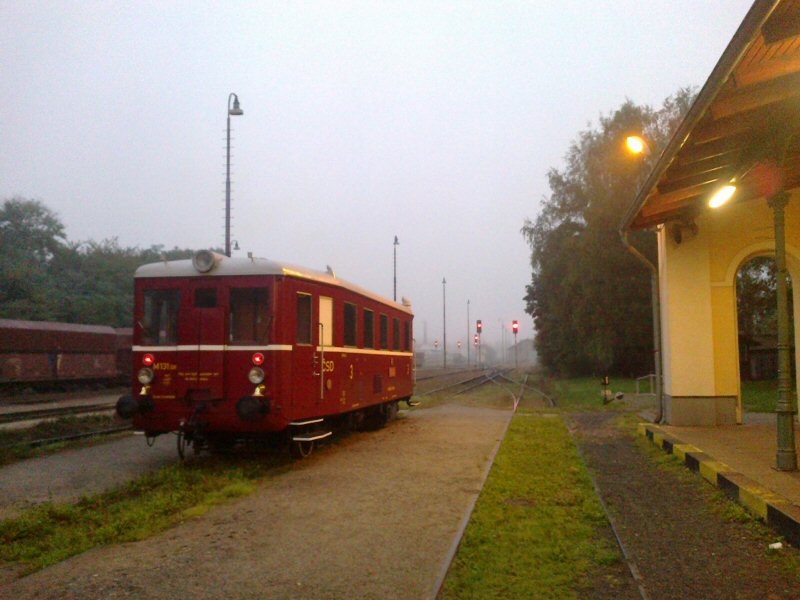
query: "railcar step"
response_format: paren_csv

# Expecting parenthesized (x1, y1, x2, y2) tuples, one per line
(289, 418, 325, 426)
(292, 431, 333, 443)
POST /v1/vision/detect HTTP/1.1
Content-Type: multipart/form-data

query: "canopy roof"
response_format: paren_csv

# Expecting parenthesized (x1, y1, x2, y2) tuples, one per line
(623, 0, 800, 230)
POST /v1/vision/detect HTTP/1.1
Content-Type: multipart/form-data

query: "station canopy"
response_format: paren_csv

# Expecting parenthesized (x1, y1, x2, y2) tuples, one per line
(623, 0, 800, 230)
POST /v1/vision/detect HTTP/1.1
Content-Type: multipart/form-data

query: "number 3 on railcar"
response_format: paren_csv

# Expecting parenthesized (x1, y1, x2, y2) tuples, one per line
(117, 251, 415, 458)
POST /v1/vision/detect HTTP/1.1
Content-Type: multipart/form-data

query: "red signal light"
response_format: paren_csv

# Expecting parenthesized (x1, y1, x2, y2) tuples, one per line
(512, 320, 519, 333)
(476, 319, 482, 333)
(142, 353, 155, 366)
(252, 352, 265, 366)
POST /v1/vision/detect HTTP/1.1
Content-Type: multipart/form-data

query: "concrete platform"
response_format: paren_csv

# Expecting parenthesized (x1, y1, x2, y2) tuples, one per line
(640, 413, 800, 546)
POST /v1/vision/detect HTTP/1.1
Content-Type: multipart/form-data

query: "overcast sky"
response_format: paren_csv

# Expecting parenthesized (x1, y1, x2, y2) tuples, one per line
(1, 0, 753, 353)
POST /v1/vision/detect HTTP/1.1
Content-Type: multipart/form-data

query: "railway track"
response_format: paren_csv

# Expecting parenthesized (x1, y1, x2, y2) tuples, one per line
(1, 425, 133, 450)
(0, 401, 117, 425)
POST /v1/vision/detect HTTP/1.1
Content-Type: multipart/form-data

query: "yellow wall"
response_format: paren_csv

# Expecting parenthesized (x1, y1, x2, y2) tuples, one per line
(658, 190, 800, 425)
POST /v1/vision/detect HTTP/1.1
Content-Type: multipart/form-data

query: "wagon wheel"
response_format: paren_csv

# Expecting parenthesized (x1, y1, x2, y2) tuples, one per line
(290, 439, 315, 459)
(176, 430, 187, 460)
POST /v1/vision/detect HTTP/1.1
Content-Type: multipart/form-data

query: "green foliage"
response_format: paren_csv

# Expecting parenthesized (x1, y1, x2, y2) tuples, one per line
(553, 377, 638, 410)
(441, 414, 620, 599)
(522, 90, 695, 376)
(0, 197, 197, 326)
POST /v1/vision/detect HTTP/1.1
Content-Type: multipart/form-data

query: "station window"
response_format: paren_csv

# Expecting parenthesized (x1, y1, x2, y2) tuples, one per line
(380, 314, 388, 349)
(142, 289, 180, 345)
(230, 287, 270, 343)
(344, 302, 357, 347)
(297, 293, 313, 345)
(404, 321, 411, 351)
(392, 318, 400, 350)
(363, 309, 375, 349)
(195, 288, 217, 308)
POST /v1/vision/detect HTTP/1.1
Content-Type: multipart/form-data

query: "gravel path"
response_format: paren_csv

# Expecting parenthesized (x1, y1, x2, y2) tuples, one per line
(2, 403, 511, 599)
(570, 412, 800, 600)
(0, 433, 177, 520)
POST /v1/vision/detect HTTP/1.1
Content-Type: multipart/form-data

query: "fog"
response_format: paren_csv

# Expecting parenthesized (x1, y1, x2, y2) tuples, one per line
(0, 0, 752, 353)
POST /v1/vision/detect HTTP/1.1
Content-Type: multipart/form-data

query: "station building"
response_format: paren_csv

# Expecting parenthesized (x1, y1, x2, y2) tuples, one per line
(622, 0, 800, 427)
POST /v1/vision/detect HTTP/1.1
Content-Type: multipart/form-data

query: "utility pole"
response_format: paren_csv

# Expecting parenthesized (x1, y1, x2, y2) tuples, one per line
(442, 277, 447, 370)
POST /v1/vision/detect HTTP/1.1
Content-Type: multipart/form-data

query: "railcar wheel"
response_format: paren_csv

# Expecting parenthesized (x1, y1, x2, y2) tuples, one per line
(177, 430, 187, 460)
(290, 439, 314, 459)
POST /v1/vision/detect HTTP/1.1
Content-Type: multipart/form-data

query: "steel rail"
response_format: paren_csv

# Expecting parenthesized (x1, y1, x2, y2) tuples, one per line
(1, 425, 133, 450)
(569, 425, 650, 600)
(431, 381, 517, 599)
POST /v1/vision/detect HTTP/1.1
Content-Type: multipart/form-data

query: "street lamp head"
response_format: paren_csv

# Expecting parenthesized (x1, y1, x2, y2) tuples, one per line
(625, 135, 649, 156)
(229, 94, 243, 116)
(708, 184, 737, 208)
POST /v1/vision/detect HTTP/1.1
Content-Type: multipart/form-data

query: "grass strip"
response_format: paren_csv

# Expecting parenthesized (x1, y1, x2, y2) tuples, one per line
(0, 415, 126, 466)
(440, 412, 620, 599)
(0, 454, 285, 574)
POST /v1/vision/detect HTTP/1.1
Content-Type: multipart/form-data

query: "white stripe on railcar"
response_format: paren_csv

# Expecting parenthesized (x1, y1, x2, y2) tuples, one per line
(132, 344, 294, 352)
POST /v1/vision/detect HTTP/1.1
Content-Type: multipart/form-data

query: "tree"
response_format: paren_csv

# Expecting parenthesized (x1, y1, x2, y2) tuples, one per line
(522, 90, 694, 376)
(0, 197, 67, 320)
(0, 196, 198, 326)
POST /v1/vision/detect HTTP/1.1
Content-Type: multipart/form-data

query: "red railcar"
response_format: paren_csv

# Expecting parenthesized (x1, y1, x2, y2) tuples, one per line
(0, 319, 120, 384)
(117, 250, 414, 457)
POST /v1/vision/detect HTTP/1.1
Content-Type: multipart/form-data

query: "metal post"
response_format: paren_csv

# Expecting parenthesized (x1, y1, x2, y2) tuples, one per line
(770, 191, 797, 471)
(442, 277, 447, 370)
(514, 331, 518, 369)
(467, 299, 470, 367)
(393, 236, 399, 301)
(225, 93, 243, 257)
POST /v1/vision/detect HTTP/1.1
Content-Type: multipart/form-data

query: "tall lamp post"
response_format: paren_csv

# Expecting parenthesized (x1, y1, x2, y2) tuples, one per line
(225, 93, 244, 257)
(442, 277, 447, 370)
(393, 236, 399, 301)
(466, 299, 471, 367)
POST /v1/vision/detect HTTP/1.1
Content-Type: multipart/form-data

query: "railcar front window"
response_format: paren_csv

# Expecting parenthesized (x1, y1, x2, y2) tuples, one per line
(392, 318, 400, 350)
(142, 290, 180, 345)
(230, 287, 270, 343)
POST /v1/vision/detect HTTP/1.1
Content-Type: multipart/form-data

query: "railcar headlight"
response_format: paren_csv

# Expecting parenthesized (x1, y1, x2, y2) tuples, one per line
(138, 367, 155, 384)
(248, 367, 265, 385)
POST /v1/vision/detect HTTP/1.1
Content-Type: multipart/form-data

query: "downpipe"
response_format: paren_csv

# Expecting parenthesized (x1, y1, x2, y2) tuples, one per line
(620, 229, 663, 424)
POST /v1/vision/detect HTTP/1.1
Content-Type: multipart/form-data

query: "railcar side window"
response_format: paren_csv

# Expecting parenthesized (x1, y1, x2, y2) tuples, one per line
(404, 321, 411, 351)
(392, 318, 400, 350)
(380, 314, 388, 349)
(230, 287, 270, 343)
(297, 293, 312, 345)
(195, 288, 217, 308)
(363, 309, 375, 348)
(344, 303, 357, 347)
(142, 290, 180, 345)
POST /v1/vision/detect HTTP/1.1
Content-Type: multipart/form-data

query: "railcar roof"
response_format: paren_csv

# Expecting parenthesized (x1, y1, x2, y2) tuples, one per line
(135, 255, 413, 314)
(0, 318, 117, 335)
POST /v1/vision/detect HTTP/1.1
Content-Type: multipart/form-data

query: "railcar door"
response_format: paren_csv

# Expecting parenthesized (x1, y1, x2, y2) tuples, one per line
(318, 296, 333, 403)
(293, 292, 317, 407)
(177, 286, 225, 404)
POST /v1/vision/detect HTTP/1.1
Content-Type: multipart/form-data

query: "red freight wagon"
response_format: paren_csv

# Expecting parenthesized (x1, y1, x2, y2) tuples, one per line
(0, 319, 119, 383)
(117, 250, 415, 458)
